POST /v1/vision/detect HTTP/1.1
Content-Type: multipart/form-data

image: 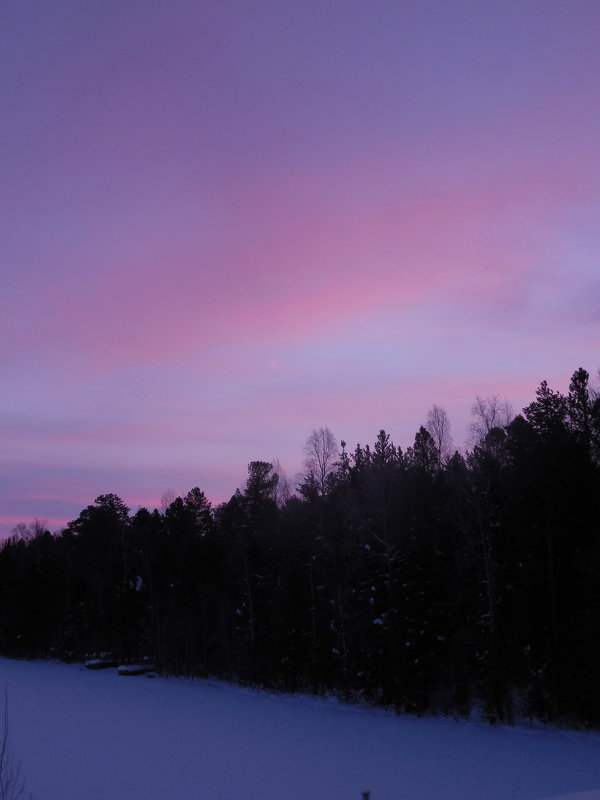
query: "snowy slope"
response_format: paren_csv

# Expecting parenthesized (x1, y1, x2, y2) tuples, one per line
(1, 658, 600, 800)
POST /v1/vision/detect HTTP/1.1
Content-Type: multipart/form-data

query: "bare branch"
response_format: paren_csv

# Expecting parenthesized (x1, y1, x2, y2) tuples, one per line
(426, 405, 453, 465)
(468, 395, 514, 445)
(303, 427, 338, 497)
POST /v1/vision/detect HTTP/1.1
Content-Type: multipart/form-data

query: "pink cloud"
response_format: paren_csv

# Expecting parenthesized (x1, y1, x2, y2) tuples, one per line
(11, 151, 590, 382)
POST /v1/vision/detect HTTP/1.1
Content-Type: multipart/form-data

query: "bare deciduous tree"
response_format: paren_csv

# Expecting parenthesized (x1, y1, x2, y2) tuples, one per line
(468, 395, 514, 445)
(426, 405, 453, 466)
(160, 489, 176, 515)
(9, 520, 48, 544)
(303, 427, 338, 497)
(272, 457, 293, 507)
(8, 524, 29, 543)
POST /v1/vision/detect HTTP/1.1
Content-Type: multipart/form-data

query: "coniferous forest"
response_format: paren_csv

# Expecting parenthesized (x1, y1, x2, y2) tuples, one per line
(2, 368, 599, 728)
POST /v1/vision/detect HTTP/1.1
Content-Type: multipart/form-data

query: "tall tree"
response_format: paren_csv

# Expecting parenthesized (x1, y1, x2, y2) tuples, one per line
(183, 487, 213, 535)
(406, 427, 438, 476)
(243, 461, 279, 520)
(469, 395, 513, 446)
(303, 427, 338, 497)
(567, 368, 594, 457)
(523, 381, 567, 439)
(426, 405, 453, 467)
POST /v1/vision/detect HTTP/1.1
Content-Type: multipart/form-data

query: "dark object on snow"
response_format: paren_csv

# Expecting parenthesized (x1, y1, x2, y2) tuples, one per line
(117, 664, 156, 676)
(361, 792, 371, 800)
(85, 658, 117, 670)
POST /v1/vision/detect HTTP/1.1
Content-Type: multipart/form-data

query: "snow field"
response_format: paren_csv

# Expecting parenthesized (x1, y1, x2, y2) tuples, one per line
(2, 658, 600, 800)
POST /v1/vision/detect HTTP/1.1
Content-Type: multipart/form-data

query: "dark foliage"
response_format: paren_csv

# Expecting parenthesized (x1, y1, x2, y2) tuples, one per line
(1, 369, 599, 727)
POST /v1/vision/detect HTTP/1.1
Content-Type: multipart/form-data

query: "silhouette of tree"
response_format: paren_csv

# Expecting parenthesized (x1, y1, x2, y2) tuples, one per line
(426, 405, 453, 466)
(469, 395, 513, 446)
(303, 428, 337, 497)
(406, 426, 438, 475)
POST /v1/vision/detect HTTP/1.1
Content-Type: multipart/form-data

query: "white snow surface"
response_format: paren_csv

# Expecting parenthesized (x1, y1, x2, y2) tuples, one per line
(2, 657, 600, 800)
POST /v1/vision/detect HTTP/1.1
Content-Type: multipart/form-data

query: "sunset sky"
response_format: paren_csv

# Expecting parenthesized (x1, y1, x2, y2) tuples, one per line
(2, 0, 599, 537)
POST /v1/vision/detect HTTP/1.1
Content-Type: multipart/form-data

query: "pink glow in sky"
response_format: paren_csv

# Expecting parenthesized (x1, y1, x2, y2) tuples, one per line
(2, 1, 600, 536)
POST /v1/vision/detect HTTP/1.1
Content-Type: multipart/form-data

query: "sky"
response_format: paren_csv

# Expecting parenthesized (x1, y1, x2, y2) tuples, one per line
(2, 0, 600, 537)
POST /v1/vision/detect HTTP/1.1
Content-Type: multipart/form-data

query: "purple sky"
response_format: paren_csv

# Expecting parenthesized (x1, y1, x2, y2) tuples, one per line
(2, 0, 600, 537)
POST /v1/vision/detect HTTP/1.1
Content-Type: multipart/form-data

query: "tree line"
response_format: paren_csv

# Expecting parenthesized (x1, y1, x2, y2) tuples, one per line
(1, 367, 599, 727)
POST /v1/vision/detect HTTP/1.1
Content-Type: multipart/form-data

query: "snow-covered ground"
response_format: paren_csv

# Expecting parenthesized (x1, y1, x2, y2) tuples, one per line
(2, 657, 600, 800)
